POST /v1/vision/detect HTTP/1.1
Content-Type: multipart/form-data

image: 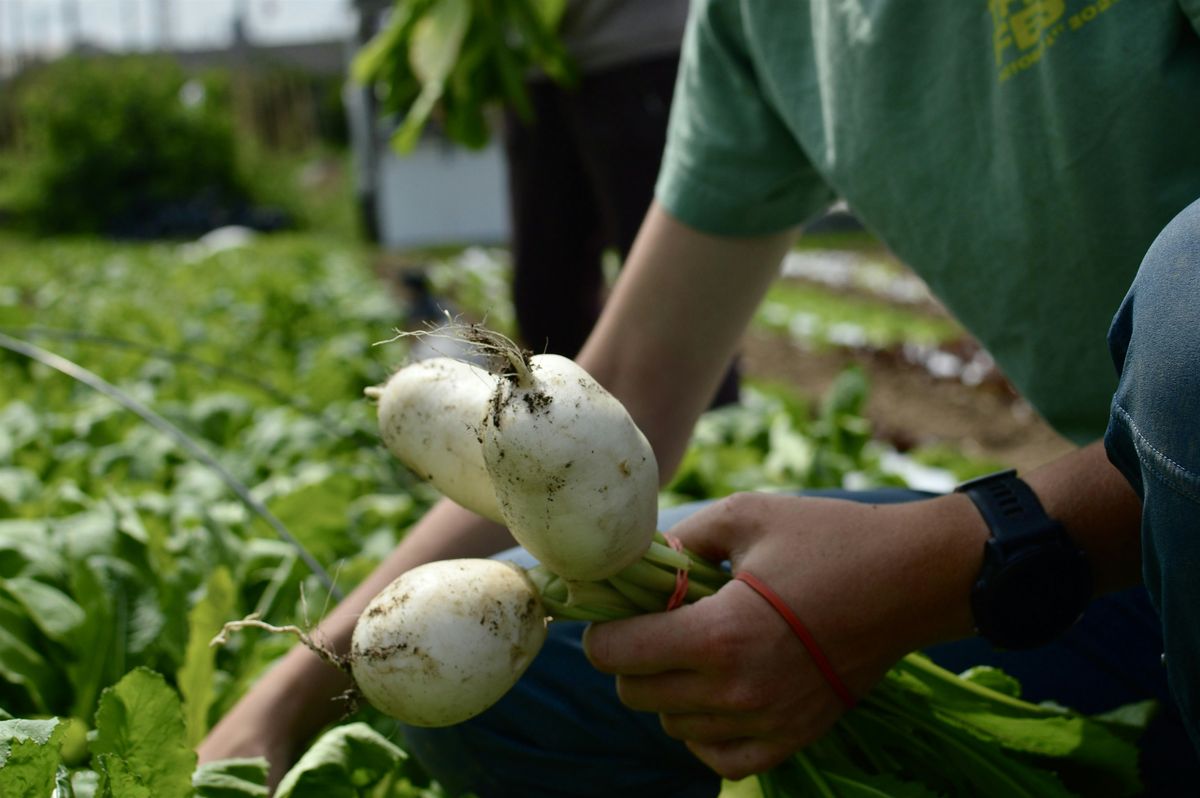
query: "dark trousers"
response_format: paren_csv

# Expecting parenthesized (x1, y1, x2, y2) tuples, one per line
(503, 55, 740, 406)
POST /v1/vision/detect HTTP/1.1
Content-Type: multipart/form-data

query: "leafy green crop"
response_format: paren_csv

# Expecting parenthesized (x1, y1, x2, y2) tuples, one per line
(756, 282, 960, 351)
(664, 370, 886, 504)
(0, 233, 432, 729)
(0, 668, 424, 797)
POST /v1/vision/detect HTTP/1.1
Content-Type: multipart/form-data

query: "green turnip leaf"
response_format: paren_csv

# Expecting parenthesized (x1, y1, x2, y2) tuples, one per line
(92, 668, 194, 798)
(192, 757, 270, 798)
(275, 723, 408, 798)
(179, 567, 236, 748)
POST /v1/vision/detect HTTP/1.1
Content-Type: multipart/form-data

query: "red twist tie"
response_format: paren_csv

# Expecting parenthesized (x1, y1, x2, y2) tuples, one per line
(663, 533, 690, 611)
(734, 571, 857, 709)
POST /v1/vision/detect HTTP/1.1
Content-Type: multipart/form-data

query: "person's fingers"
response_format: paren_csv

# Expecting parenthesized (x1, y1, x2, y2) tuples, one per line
(614, 671, 728, 714)
(582, 600, 714, 675)
(614, 667, 772, 715)
(685, 737, 798, 782)
(658, 711, 777, 744)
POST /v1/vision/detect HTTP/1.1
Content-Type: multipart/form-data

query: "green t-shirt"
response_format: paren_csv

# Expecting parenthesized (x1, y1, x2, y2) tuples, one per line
(657, 0, 1200, 443)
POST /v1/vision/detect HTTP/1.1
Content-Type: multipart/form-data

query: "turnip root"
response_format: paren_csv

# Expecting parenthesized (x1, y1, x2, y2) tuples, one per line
(350, 559, 548, 727)
(482, 353, 659, 581)
(367, 357, 504, 524)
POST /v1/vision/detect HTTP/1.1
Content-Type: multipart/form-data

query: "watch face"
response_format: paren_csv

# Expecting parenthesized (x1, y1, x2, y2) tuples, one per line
(973, 540, 1091, 650)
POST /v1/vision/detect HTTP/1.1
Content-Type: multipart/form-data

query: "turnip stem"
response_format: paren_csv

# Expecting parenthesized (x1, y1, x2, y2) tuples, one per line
(525, 539, 729, 621)
(643, 540, 693, 572)
(794, 751, 837, 798)
(564, 579, 640, 614)
(614, 558, 721, 602)
(652, 531, 729, 584)
(607, 576, 667, 613)
(615, 559, 677, 592)
(539, 594, 634, 622)
(683, 579, 717, 601)
(681, 552, 729, 585)
(527, 566, 641, 620)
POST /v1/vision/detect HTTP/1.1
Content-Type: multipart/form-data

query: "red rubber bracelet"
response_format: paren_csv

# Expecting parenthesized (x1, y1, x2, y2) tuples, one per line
(663, 533, 690, 611)
(734, 571, 857, 709)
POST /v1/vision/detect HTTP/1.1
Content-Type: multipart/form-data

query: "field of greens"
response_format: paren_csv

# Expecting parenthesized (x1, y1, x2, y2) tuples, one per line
(0, 231, 451, 795)
(0, 227, 944, 795)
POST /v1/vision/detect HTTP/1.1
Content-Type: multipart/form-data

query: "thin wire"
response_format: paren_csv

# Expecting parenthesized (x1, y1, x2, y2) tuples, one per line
(0, 331, 343, 600)
(0, 325, 368, 442)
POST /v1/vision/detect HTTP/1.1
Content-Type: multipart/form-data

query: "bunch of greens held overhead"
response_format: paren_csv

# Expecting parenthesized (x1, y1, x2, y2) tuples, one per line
(352, 0, 576, 153)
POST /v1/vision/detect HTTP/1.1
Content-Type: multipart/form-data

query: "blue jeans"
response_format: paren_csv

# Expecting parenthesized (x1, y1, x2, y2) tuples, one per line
(401, 486, 1196, 797)
(1104, 197, 1200, 762)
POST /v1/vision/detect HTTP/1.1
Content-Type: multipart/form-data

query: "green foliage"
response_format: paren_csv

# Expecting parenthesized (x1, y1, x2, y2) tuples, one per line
(720, 655, 1146, 798)
(179, 568, 237, 748)
(0, 233, 428, 722)
(664, 371, 885, 504)
(0, 672, 416, 797)
(193, 757, 271, 797)
(14, 55, 248, 234)
(92, 668, 195, 798)
(274, 723, 408, 797)
(756, 281, 961, 351)
(0, 230, 456, 793)
(0, 718, 67, 795)
(354, 0, 575, 151)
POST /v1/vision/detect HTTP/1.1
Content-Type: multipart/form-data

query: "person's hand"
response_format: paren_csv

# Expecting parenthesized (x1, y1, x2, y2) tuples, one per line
(583, 492, 987, 780)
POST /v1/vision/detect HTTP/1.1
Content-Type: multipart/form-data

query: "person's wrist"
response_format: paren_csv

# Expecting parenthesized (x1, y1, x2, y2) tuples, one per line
(887, 494, 990, 651)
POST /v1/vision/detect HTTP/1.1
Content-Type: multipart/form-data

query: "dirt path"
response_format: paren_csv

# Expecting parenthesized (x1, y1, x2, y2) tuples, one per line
(740, 331, 1075, 473)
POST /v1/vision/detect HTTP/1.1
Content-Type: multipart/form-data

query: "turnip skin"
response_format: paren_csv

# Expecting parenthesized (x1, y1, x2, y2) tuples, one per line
(373, 358, 504, 524)
(482, 354, 659, 581)
(350, 559, 548, 727)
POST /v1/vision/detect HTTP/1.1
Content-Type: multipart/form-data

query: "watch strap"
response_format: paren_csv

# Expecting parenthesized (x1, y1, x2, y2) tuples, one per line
(955, 468, 1057, 544)
(955, 469, 1091, 649)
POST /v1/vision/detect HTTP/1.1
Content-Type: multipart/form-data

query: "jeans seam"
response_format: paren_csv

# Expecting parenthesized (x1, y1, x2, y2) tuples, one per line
(1111, 404, 1200, 504)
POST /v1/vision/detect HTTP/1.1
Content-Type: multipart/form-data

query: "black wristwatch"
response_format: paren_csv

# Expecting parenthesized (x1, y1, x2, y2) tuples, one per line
(956, 469, 1091, 650)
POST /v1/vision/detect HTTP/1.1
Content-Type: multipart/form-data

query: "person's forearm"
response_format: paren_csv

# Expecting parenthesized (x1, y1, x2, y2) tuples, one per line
(579, 203, 798, 479)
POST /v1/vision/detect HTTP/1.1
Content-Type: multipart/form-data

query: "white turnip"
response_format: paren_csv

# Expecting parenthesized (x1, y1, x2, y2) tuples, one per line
(481, 352, 659, 581)
(367, 357, 503, 524)
(350, 558, 548, 727)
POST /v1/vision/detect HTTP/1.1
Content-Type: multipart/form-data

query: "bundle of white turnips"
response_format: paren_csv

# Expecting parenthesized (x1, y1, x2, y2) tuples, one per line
(370, 341, 659, 580)
(352, 327, 727, 726)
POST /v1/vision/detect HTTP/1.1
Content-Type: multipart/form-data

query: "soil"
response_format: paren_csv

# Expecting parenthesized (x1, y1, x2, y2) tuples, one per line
(741, 229, 1078, 473)
(740, 331, 1075, 473)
